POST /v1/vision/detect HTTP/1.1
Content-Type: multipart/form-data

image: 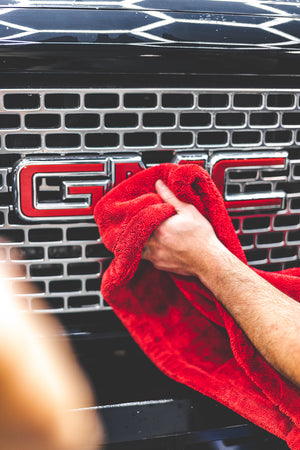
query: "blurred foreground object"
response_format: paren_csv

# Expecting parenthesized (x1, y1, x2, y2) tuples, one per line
(0, 266, 103, 450)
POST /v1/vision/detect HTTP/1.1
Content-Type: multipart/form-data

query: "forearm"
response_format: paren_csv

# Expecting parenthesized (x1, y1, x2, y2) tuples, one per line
(197, 243, 300, 388)
(143, 179, 300, 387)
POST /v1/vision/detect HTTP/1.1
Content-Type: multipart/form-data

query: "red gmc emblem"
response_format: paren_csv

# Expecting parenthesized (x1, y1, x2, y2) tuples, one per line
(13, 152, 287, 221)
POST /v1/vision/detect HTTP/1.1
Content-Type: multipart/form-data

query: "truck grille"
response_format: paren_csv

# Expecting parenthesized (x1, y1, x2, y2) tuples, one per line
(0, 88, 299, 313)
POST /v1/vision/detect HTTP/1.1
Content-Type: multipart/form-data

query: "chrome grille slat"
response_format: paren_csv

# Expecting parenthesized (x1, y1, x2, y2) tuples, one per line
(0, 87, 299, 313)
(0, 88, 300, 152)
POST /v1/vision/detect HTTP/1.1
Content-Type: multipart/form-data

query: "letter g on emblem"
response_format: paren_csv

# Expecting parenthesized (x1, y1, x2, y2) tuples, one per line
(13, 157, 111, 221)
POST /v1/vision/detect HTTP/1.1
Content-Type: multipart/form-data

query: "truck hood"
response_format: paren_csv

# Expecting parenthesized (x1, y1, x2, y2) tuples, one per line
(2, 0, 300, 17)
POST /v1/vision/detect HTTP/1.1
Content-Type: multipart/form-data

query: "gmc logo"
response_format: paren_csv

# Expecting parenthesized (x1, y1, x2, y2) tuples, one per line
(13, 152, 287, 221)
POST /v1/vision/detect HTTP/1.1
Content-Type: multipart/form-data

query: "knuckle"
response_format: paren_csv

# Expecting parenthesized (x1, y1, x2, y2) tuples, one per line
(157, 226, 170, 242)
(185, 204, 195, 213)
(154, 222, 166, 237)
(155, 225, 165, 238)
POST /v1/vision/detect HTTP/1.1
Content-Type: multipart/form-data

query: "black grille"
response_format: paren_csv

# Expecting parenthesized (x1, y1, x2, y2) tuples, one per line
(0, 88, 299, 313)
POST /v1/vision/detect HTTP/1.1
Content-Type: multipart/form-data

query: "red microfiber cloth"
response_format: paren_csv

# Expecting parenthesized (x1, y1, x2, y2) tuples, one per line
(94, 163, 300, 449)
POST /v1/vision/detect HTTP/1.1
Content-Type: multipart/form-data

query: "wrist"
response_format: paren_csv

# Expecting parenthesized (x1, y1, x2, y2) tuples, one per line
(193, 238, 232, 287)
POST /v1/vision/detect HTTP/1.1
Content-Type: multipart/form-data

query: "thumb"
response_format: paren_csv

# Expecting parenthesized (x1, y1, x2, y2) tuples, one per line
(155, 179, 184, 212)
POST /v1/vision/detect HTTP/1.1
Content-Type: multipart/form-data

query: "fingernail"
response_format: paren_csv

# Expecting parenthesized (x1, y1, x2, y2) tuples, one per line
(156, 179, 166, 188)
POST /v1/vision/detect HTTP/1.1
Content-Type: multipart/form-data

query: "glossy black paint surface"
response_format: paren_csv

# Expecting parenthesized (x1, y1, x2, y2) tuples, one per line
(1, 44, 300, 78)
(0, 7, 300, 50)
(0, 5, 298, 77)
(0, 0, 299, 18)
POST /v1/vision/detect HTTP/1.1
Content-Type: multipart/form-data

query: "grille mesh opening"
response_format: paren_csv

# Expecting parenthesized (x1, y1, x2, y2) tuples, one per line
(199, 93, 229, 108)
(216, 113, 245, 127)
(0, 193, 11, 205)
(180, 113, 210, 128)
(198, 131, 228, 145)
(267, 94, 294, 108)
(283, 261, 300, 269)
(238, 235, 253, 247)
(245, 248, 268, 263)
(46, 133, 80, 148)
(0, 114, 20, 129)
(67, 227, 99, 241)
(105, 113, 138, 128)
(227, 184, 241, 194)
(229, 170, 257, 180)
(161, 132, 193, 146)
(282, 112, 300, 126)
(257, 263, 282, 272)
(25, 114, 61, 129)
(243, 217, 271, 231)
(67, 262, 100, 276)
(86, 278, 101, 291)
(30, 264, 63, 277)
(144, 113, 175, 128)
(4, 94, 40, 110)
(65, 114, 100, 129)
(50, 280, 81, 293)
(262, 168, 288, 178)
(257, 232, 284, 245)
(250, 112, 278, 127)
(85, 93, 119, 109)
(86, 244, 112, 258)
(271, 246, 298, 260)
(291, 198, 300, 210)
(45, 94, 79, 109)
(274, 215, 299, 228)
(244, 183, 272, 193)
(288, 230, 300, 242)
(162, 94, 193, 108)
(265, 130, 292, 144)
(232, 131, 261, 145)
(48, 245, 81, 259)
(294, 165, 300, 177)
(29, 228, 63, 242)
(68, 295, 100, 308)
(124, 132, 156, 147)
(6, 134, 40, 149)
(277, 181, 300, 194)
(124, 93, 157, 108)
(85, 133, 119, 148)
(233, 94, 262, 108)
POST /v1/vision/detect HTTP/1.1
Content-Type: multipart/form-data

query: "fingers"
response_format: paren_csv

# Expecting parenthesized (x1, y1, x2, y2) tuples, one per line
(155, 179, 184, 212)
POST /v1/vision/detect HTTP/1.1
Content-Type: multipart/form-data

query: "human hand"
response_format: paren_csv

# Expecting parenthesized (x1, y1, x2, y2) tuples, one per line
(0, 271, 103, 450)
(142, 179, 225, 280)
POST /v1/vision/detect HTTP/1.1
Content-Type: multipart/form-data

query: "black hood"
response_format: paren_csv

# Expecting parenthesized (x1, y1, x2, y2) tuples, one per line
(0, 0, 300, 18)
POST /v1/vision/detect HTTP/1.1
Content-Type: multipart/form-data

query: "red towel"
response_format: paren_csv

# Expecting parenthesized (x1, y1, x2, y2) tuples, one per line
(94, 163, 300, 449)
